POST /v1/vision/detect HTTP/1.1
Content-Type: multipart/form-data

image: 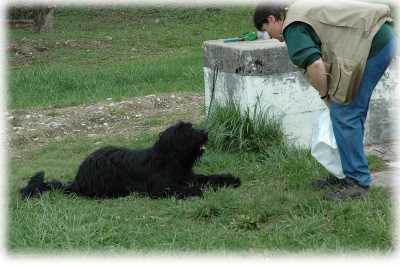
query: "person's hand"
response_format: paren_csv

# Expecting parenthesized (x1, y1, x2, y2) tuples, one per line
(321, 94, 329, 107)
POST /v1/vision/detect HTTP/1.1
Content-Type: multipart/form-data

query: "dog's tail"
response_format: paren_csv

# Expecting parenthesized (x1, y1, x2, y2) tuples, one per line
(20, 171, 71, 199)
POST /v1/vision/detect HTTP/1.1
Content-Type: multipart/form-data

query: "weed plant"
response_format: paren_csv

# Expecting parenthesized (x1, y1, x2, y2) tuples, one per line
(207, 100, 285, 153)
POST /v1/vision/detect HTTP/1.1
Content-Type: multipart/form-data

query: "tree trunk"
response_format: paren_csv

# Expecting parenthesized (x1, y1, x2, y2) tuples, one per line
(33, 7, 55, 33)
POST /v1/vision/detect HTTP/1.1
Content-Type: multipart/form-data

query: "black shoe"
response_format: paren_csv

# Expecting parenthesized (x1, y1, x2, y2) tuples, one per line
(324, 178, 369, 201)
(312, 174, 348, 189)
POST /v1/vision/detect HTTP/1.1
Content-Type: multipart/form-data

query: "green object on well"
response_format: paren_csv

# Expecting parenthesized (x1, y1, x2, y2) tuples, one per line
(223, 31, 258, 43)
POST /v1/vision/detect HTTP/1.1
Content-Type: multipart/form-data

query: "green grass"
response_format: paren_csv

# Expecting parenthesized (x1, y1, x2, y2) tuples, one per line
(367, 154, 387, 172)
(8, 131, 393, 254)
(207, 100, 285, 152)
(8, 6, 256, 109)
(9, 53, 203, 108)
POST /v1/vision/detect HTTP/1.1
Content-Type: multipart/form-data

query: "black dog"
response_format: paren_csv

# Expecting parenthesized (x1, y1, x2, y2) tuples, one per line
(20, 121, 241, 199)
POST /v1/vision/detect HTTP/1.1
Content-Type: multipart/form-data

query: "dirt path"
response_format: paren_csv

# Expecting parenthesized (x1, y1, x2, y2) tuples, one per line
(365, 141, 399, 189)
(7, 92, 206, 158)
(6, 90, 397, 191)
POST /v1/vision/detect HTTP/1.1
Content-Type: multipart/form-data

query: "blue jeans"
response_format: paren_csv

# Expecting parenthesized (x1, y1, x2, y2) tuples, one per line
(329, 38, 397, 187)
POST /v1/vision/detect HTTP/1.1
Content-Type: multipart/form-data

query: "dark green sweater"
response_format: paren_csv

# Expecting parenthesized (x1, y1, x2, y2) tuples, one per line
(282, 22, 395, 69)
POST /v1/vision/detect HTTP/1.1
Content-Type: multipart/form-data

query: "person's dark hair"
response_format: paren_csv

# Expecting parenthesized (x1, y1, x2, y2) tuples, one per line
(253, 1, 289, 31)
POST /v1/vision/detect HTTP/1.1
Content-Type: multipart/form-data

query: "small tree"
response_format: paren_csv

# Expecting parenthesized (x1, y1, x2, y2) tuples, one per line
(8, 6, 55, 32)
(32, 6, 55, 32)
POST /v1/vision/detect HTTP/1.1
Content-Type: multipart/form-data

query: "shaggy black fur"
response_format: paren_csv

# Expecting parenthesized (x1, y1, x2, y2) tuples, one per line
(20, 121, 241, 199)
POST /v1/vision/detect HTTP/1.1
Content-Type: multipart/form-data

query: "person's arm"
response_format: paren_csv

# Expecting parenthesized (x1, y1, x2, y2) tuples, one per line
(283, 22, 329, 101)
(305, 58, 329, 100)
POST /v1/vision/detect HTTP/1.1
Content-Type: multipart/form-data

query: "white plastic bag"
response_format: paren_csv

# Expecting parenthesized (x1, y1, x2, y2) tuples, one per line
(311, 109, 345, 179)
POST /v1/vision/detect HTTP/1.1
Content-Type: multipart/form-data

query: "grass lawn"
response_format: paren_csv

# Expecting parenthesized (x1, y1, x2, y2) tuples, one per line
(8, 6, 255, 109)
(8, 132, 393, 254)
(7, 6, 394, 255)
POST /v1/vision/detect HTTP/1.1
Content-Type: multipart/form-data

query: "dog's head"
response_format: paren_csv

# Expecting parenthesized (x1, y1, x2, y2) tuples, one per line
(155, 121, 208, 166)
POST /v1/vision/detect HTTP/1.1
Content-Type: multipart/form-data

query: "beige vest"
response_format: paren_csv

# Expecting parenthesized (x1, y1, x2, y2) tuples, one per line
(282, 0, 392, 104)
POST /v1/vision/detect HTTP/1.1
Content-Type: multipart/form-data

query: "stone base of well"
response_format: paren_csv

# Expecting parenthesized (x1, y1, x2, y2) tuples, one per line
(203, 39, 399, 147)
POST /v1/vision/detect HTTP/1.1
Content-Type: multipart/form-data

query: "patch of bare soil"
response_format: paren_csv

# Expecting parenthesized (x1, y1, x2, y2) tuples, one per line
(8, 39, 50, 67)
(7, 92, 205, 158)
(7, 37, 113, 67)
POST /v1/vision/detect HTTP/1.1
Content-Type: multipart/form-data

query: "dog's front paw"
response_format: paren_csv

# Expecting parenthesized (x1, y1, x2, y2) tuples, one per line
(232, 177, 241, 187)
(174, 187, 203, 199)
(219, 174, 241, 188)
(229, 176, 241, 188)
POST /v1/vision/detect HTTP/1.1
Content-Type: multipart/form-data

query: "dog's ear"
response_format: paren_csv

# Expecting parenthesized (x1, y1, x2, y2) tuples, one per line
(176, 121, 185, 128)
(176, 121, 192, 129)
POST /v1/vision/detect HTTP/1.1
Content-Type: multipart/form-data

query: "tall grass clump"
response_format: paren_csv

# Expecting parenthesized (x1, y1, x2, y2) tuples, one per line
(206, 99, 285, 152)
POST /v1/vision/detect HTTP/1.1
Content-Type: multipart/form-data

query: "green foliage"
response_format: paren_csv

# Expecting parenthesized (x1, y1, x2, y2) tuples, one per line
(207, 100, 285, 152)
(191, 203, 222, 221)
(229, 214, 260, 231)
(367, 154, 387, 172)
(8, 6, 255, 109)
(8, 131, 393, 254)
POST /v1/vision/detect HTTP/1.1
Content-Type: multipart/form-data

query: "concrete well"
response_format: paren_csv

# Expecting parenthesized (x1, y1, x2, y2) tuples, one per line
(203, 39, 399, 147)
